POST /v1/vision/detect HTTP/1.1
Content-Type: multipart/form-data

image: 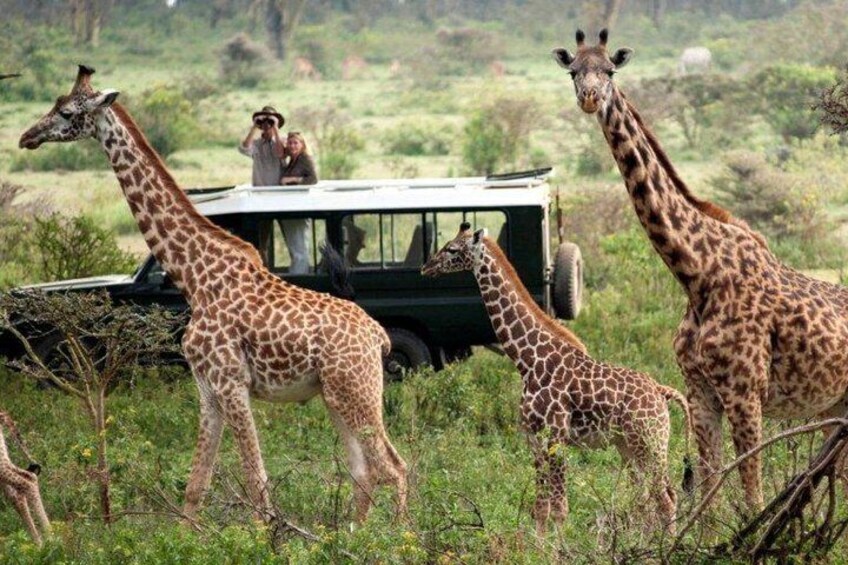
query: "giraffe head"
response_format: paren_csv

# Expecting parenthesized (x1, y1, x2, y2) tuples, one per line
(19, 65, 120, 150)
(421, 222, 485, 277)
(551, 29, 633, 114)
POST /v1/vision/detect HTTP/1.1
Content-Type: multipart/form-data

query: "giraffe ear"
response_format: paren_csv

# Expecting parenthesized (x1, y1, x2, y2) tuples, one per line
(86, 89, 120, 111)
(472, 228, 488, 244)
(551, 48, 575, 69)
(611, 48, 633, 68)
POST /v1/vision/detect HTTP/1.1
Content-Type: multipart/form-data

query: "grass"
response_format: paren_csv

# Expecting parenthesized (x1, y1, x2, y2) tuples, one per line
(2, 4, 848, 561)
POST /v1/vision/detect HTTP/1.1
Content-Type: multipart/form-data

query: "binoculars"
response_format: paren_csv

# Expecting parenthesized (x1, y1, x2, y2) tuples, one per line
(254, 117, 276, 128)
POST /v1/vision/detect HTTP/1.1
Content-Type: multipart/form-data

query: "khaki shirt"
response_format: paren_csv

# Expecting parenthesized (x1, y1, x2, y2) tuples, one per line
(239, 138, 283, 186)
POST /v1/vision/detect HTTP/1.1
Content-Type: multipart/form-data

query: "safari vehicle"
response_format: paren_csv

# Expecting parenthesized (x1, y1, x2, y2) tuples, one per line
(1, 169, 583, 379)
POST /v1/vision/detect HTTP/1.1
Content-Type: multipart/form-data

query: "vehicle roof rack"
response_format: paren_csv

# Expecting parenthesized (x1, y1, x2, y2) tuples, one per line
(184, 185, 236, 196)
(485, 167, 553, 182)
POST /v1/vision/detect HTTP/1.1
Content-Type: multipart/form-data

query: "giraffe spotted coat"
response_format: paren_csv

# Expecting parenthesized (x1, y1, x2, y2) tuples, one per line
(553, 29, 848, 512)
(0, 411, 50, 545)
(19, 66, 407, 524)
(422, 225, 691, 535)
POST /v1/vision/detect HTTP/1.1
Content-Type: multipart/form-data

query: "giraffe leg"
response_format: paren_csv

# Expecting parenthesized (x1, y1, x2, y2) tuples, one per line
(13, 467, 50, 536)
(526, 432, 551, 536)
(322, 354, 406, 523)
(686, 382, 724, 509)
(326, 405, 375, 523)
(3, 481, 40, 545)
(722, 392, 764, 513)
(220, 387, 272, 521)
(546, 437, 569, 533)
(183, 392, 225, 520)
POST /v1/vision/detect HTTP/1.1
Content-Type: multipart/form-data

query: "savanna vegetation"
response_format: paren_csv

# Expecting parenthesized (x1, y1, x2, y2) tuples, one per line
(1, 0, 848, 561)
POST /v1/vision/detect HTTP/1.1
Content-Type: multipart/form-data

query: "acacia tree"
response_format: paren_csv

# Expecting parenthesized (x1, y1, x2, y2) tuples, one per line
(0, 290, 182, 524)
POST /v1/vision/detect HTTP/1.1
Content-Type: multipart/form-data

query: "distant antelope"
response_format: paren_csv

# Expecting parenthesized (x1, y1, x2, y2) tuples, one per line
(489, 60, 506, 78)
(0, 411, 50, 545)
(292, 57, 321, 81)
(341, 55, 370, 80)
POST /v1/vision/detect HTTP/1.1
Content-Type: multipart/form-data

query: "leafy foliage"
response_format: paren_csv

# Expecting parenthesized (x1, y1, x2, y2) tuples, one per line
(219, 33, 273, 88)
(461, 96, 545, 175)
(291, 105, 364, 179)
(131, 85, 201, 158)
(380, 122, 453, 157)
(10, 139, 108, 172)
(34, 214, 138, 282)
(752, 64, 837, 143)
(816, 65, 848, 135)
(0, 290, 182, 524)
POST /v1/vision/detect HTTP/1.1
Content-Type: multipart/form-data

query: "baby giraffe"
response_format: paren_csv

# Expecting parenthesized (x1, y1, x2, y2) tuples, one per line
(0, 411, 50, 545)
(422, 223, 691, 535)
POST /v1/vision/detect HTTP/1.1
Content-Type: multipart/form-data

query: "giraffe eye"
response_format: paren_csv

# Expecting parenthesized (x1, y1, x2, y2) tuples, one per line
(58, 109, 73, 120)
(606, 70, 616, 78)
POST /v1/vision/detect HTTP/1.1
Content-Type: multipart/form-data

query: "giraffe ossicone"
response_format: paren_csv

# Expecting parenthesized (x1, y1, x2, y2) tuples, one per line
(553, 28, 848, 513)
(19, 65, 407, 524)
(423, 224, 692, 536)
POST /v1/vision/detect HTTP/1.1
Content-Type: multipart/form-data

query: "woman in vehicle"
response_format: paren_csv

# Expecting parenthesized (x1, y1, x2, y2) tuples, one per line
(280, 131, 318, 185)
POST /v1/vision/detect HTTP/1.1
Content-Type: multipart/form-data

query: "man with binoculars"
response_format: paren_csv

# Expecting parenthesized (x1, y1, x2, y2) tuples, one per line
(238, 105, 287, 186)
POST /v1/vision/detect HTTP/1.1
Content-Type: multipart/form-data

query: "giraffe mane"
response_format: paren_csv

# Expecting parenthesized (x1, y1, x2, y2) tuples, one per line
(620, 93, 770, 249)
(482, 238, 587, 353)
(109, 103, 265, 265)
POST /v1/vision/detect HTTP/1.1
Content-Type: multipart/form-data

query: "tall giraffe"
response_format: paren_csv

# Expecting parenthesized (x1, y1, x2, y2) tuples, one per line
(19, 66, 407, 523)
(422, 223, 691, 535)
(552, 29, 848, 512)
(0, 411, 50, 545)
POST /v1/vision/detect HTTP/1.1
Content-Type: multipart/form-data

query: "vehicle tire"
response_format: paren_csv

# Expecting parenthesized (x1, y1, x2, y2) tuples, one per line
(552, 242, 583, 320)
(439, 345, 472, 367)
(383, 328, 432, 382)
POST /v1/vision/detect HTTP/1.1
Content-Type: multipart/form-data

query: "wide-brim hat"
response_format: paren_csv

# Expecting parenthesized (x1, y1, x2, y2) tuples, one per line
(252, 105, 285, 127)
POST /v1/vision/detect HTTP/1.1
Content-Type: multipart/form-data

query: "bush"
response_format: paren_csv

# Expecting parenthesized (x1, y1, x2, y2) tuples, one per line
(0, 181, 51, 288)
(711, 151, 841, 269)
(816, 65, 848, 135)
(10, 139, 108, 172)
(752, 64, 837, 143)
(0, 23, 69, 103)
(290, 105, 365, 179)
(35, 214, 138, 281)
(629, 74, 752, 151)
(461, 96, 545, 175)
(574, 141, 615, 177)
(433, 27, 504, 75)
(380, 122, 453, 156)
(131, 85, 201, 158)
(219, 33, 272, 88)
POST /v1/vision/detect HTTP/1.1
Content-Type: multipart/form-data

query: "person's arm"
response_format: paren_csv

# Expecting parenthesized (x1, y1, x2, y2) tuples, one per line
(282, 155, 318, 185)
(238, 126, 259, 156)
(271, 127, 286, 160)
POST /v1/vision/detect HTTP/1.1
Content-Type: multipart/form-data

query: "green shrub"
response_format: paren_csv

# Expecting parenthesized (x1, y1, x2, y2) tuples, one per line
(35, 214, 138, 281)
(219, 33, 272, 88)
(0, 23, 69, 103)
(461, 96, 545, 175)
(752, 64, 837, 143)
(10, 139, 108, 172)
(711, 151, 841, 269)
(574, 141, 615, 177)
(131, 85, 201, 158)
(380, 122, 453, 156)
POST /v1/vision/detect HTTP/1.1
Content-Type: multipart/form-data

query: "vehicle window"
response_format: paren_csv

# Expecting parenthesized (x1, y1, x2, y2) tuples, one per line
(258, 218, 327, 274)
(342, 213, 433, 270)
(434, 211, 508, 253)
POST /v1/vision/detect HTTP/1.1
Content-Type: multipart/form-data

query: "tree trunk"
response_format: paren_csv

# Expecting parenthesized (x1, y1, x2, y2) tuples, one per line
(92, 390, 111, 524)
(601, 0, 625, 31)
(265, 1, 284, 60)
(650, 0, 665, 28)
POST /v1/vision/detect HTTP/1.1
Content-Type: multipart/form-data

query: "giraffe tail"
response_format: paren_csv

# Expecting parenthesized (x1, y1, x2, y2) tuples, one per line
(658, 385, 695, 495)
(320, 242, 356, 301)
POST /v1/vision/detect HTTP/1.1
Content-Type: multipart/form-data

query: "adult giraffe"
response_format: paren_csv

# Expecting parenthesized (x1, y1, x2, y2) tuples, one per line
(19, 66, 407, 523)
(552, 29, 848, 512)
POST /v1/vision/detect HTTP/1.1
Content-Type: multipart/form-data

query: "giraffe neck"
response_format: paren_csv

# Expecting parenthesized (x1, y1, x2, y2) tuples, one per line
(597, 86, 759, 293)
(94, 104, 259, 303)
(473, 239, 585, 369)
